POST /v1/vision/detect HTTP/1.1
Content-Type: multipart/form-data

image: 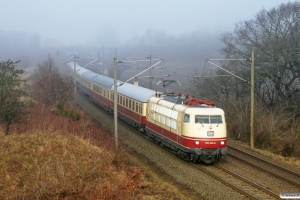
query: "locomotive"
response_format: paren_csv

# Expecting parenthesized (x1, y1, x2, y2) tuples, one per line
(68, 62, 227, 164)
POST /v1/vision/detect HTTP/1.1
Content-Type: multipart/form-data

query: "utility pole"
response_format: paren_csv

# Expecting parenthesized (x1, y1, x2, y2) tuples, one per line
(114, 58, 118, 149)
(149, 55, 152, 89)
(250, 49, 255, 149)
(73, 55, 77, 95)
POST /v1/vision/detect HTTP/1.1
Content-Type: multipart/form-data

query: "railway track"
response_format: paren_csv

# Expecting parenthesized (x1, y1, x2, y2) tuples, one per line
(190, 163, 281, 199)
(227, 145, 300, 189)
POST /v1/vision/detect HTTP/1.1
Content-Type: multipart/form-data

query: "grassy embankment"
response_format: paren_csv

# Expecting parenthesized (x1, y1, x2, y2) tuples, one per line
(0, 102, 187, 199)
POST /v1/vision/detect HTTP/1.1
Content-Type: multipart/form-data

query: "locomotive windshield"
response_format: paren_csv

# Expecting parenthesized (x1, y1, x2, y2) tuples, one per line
(195, 115, 222, 124)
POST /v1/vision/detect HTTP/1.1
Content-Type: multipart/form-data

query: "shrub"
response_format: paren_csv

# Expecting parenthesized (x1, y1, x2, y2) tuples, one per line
(52, 102, 80, 120)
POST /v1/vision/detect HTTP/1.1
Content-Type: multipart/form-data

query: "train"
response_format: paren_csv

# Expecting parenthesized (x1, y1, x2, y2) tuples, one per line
(68, 62, 227, 164)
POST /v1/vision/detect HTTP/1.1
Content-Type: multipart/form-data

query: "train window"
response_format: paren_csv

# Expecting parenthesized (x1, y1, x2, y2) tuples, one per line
(210, 115, 223, 124)
(171, 110, 178, 119)
(159, 106, 164, 113)
(139, 104, 141, 114)
(195, 115, 222, 124)
(183, 114, 190, 123)
(161, 116, 165, 124)
(135, 103, 138, 112)
(126, 98, 128, 108)
(171, 120, 177, 129)
(195, 115, 209, 123)
(165, 108, 172, 116)
(157, 114, 160, 122)
(150, 111, 155, 120)
(155, 105, 160, 112)
(129, 99, 131, 109)
(151, 103, 156, 111)
(166, 118, 170, 126)
(123, 97, 125, 106)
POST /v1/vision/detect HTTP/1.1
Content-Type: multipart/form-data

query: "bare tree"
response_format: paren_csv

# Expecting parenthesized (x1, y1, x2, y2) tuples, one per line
(31, 56, 73, 104)
(220, 2, 300, 107)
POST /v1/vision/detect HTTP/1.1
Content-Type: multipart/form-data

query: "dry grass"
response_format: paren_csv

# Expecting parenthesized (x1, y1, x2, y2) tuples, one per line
(221, 98, 300, 159)
(0, 101, 188, 199)
(0, 133, 120, 199)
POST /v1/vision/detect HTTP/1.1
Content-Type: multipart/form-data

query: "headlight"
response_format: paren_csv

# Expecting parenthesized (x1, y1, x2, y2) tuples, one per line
(195, 141, 199, 145)
(221, 141, 225, 145)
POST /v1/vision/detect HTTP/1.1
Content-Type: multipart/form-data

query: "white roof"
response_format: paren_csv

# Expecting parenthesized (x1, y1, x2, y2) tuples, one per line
(111, 82, 157, 102)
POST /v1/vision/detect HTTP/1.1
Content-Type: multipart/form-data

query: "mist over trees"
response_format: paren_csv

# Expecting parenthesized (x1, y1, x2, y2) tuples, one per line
(191, 2, 300, 108)
(186, 2, 300, 152)
(0, 31, 42, 69)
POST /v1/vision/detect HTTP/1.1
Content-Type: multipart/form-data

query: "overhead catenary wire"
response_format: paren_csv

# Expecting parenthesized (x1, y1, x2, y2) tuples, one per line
(204, 59, 250, 84)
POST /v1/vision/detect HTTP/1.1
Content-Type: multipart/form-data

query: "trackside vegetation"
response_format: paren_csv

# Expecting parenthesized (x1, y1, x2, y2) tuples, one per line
(51, 102, 80, 120)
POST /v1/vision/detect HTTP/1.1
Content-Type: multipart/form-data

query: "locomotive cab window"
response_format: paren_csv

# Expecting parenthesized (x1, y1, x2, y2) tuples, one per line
(210, 115, 223, 124)
(195, 115, 222, 124)
(183, 114, 190, 123)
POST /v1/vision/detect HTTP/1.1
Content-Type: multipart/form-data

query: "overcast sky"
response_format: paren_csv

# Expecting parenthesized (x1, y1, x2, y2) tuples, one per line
(0, 0, 293, 47)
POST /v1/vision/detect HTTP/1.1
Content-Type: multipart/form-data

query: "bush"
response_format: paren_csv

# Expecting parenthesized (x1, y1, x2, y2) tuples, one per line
(218, 98, 300, 158)
(281, 138, 294, 157)
(52, 102, 80, 120)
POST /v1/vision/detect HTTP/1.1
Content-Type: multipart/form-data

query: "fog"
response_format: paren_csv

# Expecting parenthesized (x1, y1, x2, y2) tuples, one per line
(0, 0, 292, 92)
